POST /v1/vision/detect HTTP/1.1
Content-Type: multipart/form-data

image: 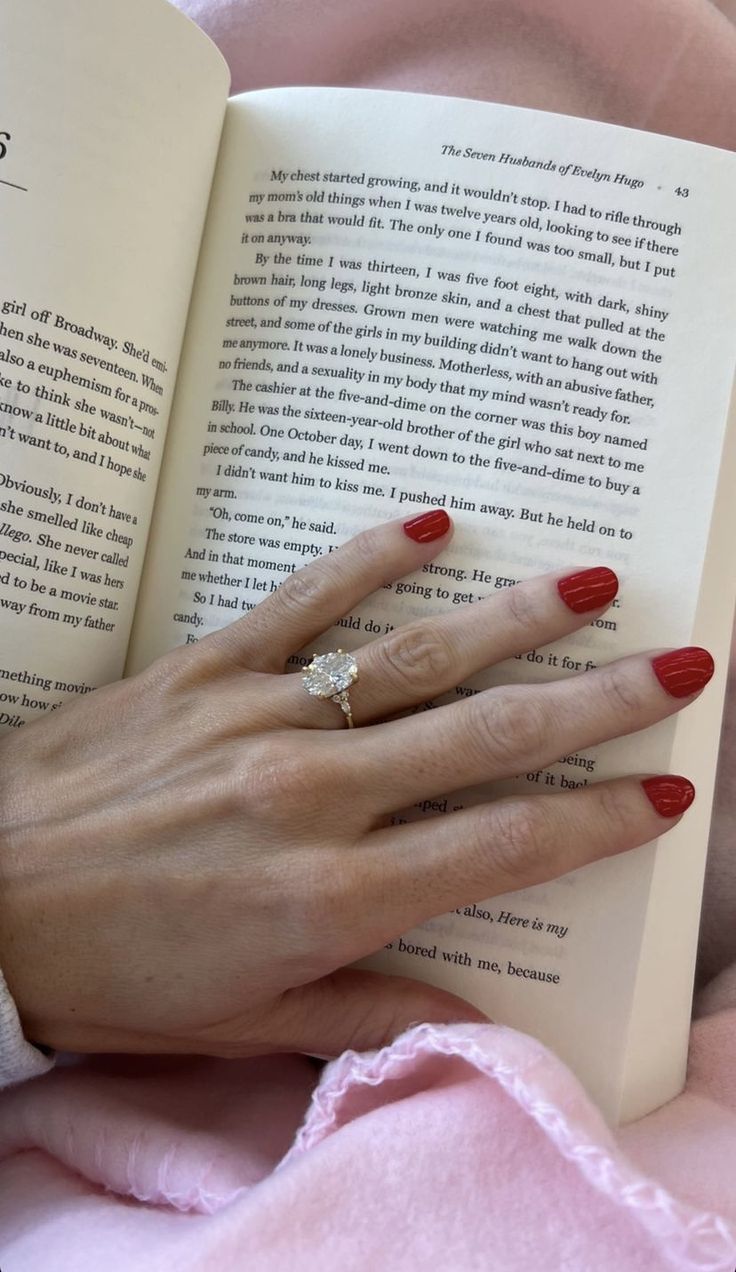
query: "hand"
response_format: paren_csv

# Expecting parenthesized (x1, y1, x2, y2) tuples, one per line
(0, 511, 711, 1058)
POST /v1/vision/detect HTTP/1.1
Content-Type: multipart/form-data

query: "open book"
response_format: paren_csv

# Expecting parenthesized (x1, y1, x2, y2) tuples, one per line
(3, 0, 736, 1124)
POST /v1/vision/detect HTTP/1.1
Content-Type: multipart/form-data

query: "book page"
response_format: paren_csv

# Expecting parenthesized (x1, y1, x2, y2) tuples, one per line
(0, 0, 228, 729)
(617, 375, 736, 1121)
(128, 88, 736, 1121)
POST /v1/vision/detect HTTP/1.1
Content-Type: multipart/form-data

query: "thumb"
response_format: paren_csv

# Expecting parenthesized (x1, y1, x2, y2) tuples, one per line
(269, 968, 489, 1057)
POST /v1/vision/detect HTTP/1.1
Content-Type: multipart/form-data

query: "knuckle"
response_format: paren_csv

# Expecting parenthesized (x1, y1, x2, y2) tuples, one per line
(236, 738, 321, 820)
(352, 523, 384, 568)
(504, 583, 540, 634)
(126, 652, 202, 725)
(595, 782, 633, 841)
(276, 565, 325, 616)
(486, 799, 549, 883)
(470, 689, 550, 769)
(135, 646, 191, 695)
(376, 624, 454, 694)
(602, 664, 644, 715)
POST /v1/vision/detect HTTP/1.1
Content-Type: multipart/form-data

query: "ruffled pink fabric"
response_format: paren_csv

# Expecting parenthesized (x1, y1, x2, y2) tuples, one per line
(3, 1, 736, 1267)
(2, 1021, 736, 1270)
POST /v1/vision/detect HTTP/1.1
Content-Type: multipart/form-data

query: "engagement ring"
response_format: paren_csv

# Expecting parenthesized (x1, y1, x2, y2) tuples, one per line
(302, 650, 359, 728)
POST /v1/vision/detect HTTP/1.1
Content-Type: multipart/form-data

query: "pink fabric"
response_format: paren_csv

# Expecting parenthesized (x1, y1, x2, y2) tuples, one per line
(3, 1, 736, 1267)
(3, 1022, 736, 1270)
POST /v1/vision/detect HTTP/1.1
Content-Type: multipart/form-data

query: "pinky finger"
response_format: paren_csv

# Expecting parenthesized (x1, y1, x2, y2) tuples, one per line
(351, 776, 695, 947)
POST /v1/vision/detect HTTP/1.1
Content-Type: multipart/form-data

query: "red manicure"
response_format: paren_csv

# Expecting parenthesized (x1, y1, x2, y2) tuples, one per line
(642, 776, 696, 817)
(403, 508, 451, 544)
(651, 647, 714, 698)
(557, 567, 618, 614)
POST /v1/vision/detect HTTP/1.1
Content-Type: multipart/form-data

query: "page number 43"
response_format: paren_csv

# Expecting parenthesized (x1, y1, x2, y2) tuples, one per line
(675, 186, 690, 197)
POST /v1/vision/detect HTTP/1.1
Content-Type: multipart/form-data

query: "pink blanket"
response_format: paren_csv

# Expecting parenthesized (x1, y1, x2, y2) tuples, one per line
(3, 2, 736, 1267)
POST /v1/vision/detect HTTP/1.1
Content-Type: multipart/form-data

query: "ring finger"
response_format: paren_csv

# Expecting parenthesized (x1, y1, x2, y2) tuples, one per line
(284, 561, 619, 729)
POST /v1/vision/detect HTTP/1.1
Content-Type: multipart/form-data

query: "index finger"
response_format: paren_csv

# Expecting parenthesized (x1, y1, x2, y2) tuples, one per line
(201, 508, 453, 672)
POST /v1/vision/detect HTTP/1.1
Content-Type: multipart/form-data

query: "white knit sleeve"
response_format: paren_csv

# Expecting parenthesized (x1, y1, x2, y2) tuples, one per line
(0, 966, 54, 1089)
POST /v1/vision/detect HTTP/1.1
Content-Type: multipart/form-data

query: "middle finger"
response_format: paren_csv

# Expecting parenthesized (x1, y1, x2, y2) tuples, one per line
(345, 564, 618, 725)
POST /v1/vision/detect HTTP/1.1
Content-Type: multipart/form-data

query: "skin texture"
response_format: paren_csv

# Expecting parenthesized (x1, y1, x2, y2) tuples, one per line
(0, 515, 711, 1059)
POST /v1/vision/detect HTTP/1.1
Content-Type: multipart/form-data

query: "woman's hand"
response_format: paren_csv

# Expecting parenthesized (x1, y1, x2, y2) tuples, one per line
(0, 511, 711, 1058)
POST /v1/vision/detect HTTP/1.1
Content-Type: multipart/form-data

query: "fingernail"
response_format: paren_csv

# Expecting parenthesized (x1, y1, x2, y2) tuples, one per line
(651, 647, 714, 698)
(642, 775, 696, 817)
(557, 566, 618, 613)
(403, 508, 451, 543)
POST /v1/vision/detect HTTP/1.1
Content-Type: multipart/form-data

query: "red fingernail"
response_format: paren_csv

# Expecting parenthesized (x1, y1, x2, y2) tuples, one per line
(651, 647, 714, 698)
(557, 567, 618, 613)
(403, 508, 451, 544)
(642, 775, 696, 817)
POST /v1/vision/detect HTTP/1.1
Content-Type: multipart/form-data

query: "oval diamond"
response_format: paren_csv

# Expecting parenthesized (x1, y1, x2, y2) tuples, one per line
(303, 651, 358, 698)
